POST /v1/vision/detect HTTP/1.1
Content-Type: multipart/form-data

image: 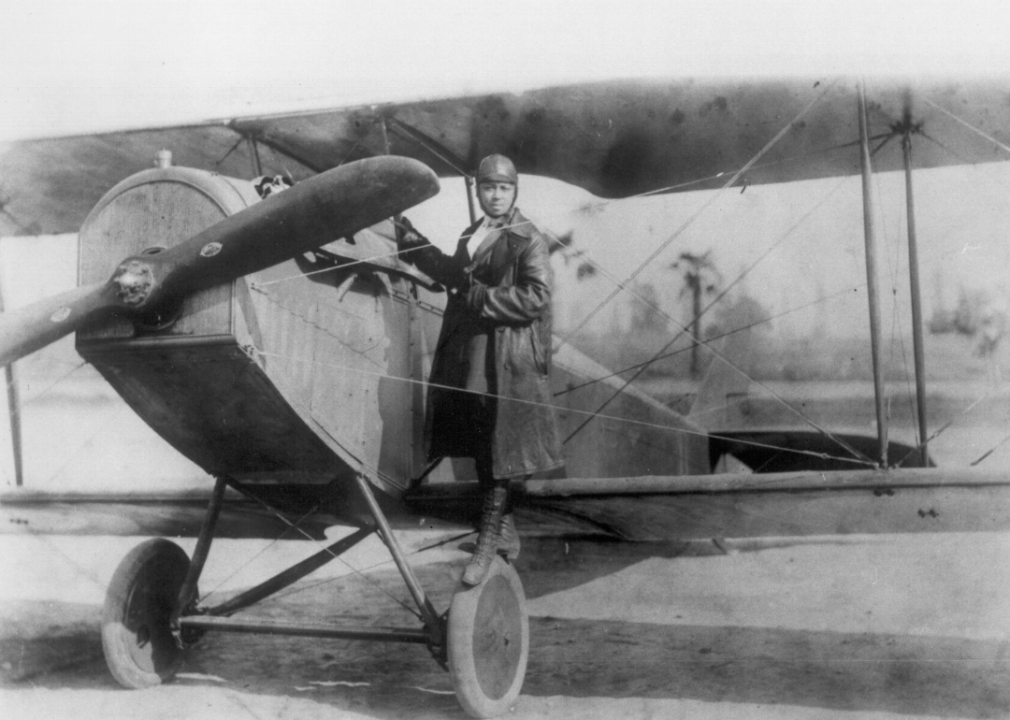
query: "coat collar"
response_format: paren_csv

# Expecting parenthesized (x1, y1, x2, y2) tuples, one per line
(459, 207, 536, 276)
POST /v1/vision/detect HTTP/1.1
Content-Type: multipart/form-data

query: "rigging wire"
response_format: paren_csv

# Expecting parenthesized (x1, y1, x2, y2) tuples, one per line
(0, 205, 38, 236)
(215, 135, 247, 169)
(894, 391, 1005, 467)
(4, 359, 88, 410)
(385, 118, 473, 179)
(581, 131, 894, 201)
(888, 215, 920, 457)
(334, 139, 364, 170)
(880, 147, 927, 461)
(1, 360, 90, 486)
(196, 503, 323, 605)
(923, 98, 1010, 158)
(918, 130, 973, 166)
(253, 349, 873, 470)
(36, 398, 121, 489)
(873, 152, 901, 439)
(971, 432, 1010, 467)
(230, 483, 423, 620)
(264, 141, 297, 182)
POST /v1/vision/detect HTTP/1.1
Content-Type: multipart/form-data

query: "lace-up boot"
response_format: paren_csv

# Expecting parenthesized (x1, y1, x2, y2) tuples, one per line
(462, 484, 507, 586)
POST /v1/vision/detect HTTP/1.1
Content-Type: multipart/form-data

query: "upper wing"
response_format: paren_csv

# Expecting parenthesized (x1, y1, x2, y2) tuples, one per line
(4, 76, 1010, 236)
(0, 123, 315, 236)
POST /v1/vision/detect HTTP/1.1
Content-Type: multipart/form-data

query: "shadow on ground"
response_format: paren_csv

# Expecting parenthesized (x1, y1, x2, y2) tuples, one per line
(5, 538, 1009, 718)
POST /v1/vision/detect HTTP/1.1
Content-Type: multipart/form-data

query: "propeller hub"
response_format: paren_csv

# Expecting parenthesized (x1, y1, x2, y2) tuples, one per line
(114, 259, 155, 306)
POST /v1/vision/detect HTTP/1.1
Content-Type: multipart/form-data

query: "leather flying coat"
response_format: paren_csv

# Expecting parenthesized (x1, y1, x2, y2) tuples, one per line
(404, 208, 564, 479)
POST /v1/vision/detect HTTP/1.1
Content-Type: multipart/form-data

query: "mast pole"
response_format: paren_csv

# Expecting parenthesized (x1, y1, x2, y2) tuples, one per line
(857, 81, 889, 467)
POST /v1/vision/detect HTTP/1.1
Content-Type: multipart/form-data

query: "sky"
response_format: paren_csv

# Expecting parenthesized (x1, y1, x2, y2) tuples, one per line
(2, 0, 1010, 142)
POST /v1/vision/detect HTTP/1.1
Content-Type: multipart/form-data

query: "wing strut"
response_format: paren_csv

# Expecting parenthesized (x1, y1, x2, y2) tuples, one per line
(385, 116, 479, 223)
(900, 101, 929, 465)
(0, 268, 23, 486)
(858, 81, 889, 467)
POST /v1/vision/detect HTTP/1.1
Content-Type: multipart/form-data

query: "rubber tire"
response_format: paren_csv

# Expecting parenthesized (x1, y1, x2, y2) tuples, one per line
(447, 556, 529, 718)
(101, 538, 191, 688)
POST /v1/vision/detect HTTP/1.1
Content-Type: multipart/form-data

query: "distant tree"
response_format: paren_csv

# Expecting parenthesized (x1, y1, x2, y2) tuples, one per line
(671, 251, 722, 377)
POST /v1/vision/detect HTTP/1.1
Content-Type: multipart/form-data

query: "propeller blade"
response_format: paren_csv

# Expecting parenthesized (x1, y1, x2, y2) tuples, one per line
(0, 282, 115, 366)
(0, 156, 439, 367)
(149, 156, 439, 299)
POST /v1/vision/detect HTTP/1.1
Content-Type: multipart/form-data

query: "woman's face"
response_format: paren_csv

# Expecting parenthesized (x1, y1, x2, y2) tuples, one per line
(478, 181, 516, 218)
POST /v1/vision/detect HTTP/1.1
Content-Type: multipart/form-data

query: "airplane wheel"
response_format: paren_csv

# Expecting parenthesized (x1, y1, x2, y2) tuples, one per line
(101, 538, 191, 688)
(447, 556, 529, 718)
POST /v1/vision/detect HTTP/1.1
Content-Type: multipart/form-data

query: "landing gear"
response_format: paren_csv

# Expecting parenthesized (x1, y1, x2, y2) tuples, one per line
(98, 475, 530, 718)
(101, 538, 191, 688)
(448, 556, 529, 718)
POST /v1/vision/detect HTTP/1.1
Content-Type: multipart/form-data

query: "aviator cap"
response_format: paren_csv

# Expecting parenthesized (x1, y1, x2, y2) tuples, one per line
(477, 154, 518, 184)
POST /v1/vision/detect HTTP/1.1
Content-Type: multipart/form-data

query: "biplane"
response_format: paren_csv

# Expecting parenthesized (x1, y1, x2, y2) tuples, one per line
(2, 76, 1010, 718)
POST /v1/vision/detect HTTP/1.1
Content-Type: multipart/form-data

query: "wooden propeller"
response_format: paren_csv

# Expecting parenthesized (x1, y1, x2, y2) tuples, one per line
(0, 156, 439, 367)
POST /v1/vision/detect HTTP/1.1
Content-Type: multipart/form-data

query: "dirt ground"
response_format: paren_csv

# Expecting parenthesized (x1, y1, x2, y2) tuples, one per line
(1, 529, 1009, 720)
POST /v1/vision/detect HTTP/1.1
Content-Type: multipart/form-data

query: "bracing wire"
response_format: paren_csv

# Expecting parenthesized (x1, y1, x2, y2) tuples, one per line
(230, 484, 422, 620)
(196, 503, 323, 605)
(4, 359, 88, 414)
(923, 98, 1010, 158)
(215, 135, 247, 169)
(1, 361, 91, 487)
(971, 432, 1010, 467)
(253, 348, 874, 470)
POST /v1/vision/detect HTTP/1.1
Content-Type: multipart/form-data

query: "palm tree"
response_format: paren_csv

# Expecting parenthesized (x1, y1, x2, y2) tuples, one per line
(671, 251, 722, 378)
